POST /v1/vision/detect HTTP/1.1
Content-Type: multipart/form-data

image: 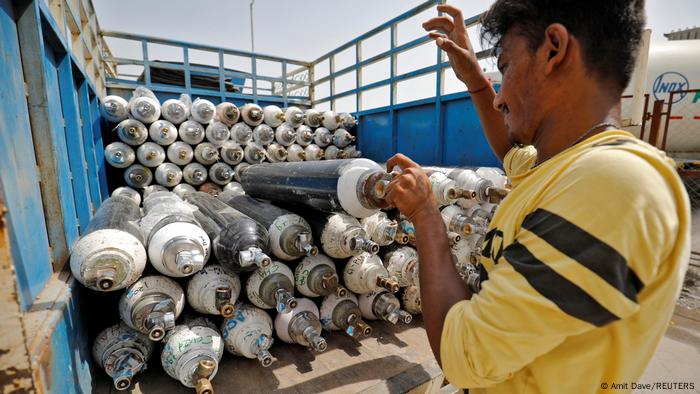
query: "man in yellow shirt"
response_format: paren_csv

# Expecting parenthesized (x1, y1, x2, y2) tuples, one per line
(385, 1, 690, 393)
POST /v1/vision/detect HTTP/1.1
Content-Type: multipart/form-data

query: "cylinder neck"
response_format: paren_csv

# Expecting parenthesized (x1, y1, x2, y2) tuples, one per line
(238, 247, 271, 268)
(307, 265, 338, 296)
(132, 294, 176, 341)
(162, 236, 206, 275)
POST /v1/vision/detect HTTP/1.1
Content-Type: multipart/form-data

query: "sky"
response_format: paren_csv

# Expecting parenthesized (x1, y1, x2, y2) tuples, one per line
(93, 0, 699, 110)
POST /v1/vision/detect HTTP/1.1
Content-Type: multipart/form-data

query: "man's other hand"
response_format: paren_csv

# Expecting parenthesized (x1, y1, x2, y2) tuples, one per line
(385, 154, 438, 223)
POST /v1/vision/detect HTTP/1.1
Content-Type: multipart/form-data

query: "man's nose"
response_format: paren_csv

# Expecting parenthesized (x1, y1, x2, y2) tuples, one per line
(493, 90, 506, 113)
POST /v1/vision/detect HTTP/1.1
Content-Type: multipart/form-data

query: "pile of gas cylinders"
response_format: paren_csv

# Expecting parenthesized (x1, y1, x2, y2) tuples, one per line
(80, 89, 509, 393)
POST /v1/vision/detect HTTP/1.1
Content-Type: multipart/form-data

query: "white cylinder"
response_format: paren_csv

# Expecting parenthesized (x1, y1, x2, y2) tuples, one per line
(266, 143, 288, 163)
(215, 102, 240, 126)
(253, 124, 275, 146)
(361, 211, 398, 246)
(241, 103, 264, 126)
(155, 163, 183, 187)
(124, 164, 153, 189)
(294, 254, 339, 297)
(339, 112, 357, 129)
(275, 123, 297, 147)
(325, 145, 344, 160)
(172, 183, 196, 199)
(220, 304, 274, 367)
(273, 297, 327, 352)
(304, 144, 324, 161)
(429, 172, 458, 206)
(314, 127, 333, 147)
(332, 128, 354, 148)
(194, 142, 220, 165)
(117, 119, 148, 146)
(190, 98, 216, 124)
(304, 109, 322, 127)
(402, 285, 422, 315)
(206, 120, 231, 146)
(233, 163, 250, 182)
(286, 144, 306, 162)
(178, 120, 205, 145)
(105, 142, 135, 169)
(137, 142, 166, 168)
(112, 186, 141, 206)
(319, 290, 372, 338)
(244, 142, 266, 164)
(101, 95, 129, 123)
(358, 290, 411, 324)
(343, 252, 398, 294)
(129, 96, 161, 124)
(295, 125, 314, 146)
(383, 246, 419, 287)
(231, 122, 253, 145)
(93, 322, 154, 391)
(187, 264, 241, 316)
(223, 181, 245, 196)
(161, 98, 189, 125)
(263, 105, 285, 128)
(246, 261, 296, 313)
(183, 163, 208, 186)
(220, 140, 245, 166)
(209, 162, 234, 185)
(342, 145, 362, 158)
(119, 275, 185, 340)
(284, 106, 305, 128)
(321, 110, 341, 130)
(166, 142, 194, 166)
(142, 185, 168, 200)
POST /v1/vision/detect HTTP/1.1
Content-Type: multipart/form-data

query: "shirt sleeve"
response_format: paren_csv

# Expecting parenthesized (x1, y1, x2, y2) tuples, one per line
(440, 147, 681, 388)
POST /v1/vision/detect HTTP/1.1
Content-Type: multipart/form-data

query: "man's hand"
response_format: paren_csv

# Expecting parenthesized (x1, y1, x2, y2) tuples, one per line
(385, 154, 438, 223)
(423, 4, 487, 90)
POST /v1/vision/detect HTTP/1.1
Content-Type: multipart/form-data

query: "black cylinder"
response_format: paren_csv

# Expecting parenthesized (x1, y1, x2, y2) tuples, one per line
(84, 195, 143, 243)
(218, 193, 289, 228)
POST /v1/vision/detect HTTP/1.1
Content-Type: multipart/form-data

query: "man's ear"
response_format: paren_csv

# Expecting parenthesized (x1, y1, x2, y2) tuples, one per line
(542, 23, 570, 76)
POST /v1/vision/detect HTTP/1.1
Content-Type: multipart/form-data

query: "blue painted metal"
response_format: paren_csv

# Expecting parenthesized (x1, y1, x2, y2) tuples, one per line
(77, 79, 103, 208)
(89, 93, 109, 199)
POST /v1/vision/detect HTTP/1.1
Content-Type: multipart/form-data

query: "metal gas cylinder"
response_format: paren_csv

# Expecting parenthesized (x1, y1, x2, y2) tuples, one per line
(199, 182, 223, 197)
(428, 171, 461, 206)
(263, 105, 285, 128)
(124, 164, 153, 189)
(358, 290, 412, 324)
(231, 122, 253, 145)
(194, 142, 220, 165)
(319, 289, 373, 339)
(447, 232, 462, 246)
(246, 261, 297, 313)
(252, 124, 275, 146)
(162, 97, 190, 125)
(448, 168, 508, 207)
(266, 143, 288, 162)
(112, 186, 141, 206)
(70, 195, 146, 291)
(313, 127, 333, 147)
(105, 142, 136, 169)
(101, 95, 129, 123)
(219, 193, 317, 260)
(275, 123, 297, 147)
(274, 298, 327, 352)
(187, 264, 241, 317)
(139, 191, 210, 277)
(190, 98, 216, 124)
(155, 163, 183, 187)
(179, 120, 206, 145)
(304, 109, 322, 127)
(233, 163, 250, 182)
(284, 106, 305, 128)
(222, 181, 245, 196)
(92, 322, 154, 391)
(117, 118, 149, 146)
(461, 204, 491, 234)
(304, 144, 324, 161)
(324, 145, 345, 160)
(321, 110, 341, 130)
(343, 252, 399, 294)
(295, 125, 314, 146)
(220, 141, 244, 166)
(215, 102, 240, 126)
(382, 245, 419, 288)
(286, 144, 306, 162)
(220, 304, 274, 367)
(301, 211, 379, 259)
(361, 211, 398, 246)
(240, 103, 264, 126)
(149, 120, 178, 145)
(440, 204, 475, 237)
(401, 285, 422, 315)
(185, 192, 271, 272)
(143, 185, 168, 200)
(342, 145, 362, 158)
(332, 128, 355, 148)
(129, 93, 161, 124)
(294, 254, 340, 297)
(244, 142, 266, 164)
(338, 112, 357, 129)
(119, 275, 185, 341)
(183, 163, 208, 186)
(173, 184, 197, 199)
(161, 317, 224, 392)
(167, 142, 194, 166)
(209, 163, 234, 186)
(205, 121, 231, 147)
(137, 142, 166, 167)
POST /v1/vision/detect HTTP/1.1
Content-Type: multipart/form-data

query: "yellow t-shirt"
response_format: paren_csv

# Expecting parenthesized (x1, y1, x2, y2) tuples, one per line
(440, 130, 690, 393)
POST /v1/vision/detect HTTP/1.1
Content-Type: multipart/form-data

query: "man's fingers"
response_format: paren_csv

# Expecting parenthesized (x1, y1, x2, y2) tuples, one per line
(422, 16, 455, 34)
(433, 36, 467, 57)
(386, 153, 419, 173)
(437, 4, 465, 31)
(428, 31, 448, 40)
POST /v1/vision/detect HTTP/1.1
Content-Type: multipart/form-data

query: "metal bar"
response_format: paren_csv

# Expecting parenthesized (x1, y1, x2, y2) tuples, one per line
(141, 39, 150, 86)
(435, 4, 444, 164)
(252, 54, 258, 103)
(282, 60, 288, 107)
(661, 93, 674, 150)
(329, 55, 335, 110)
(640, 94, 649, 141)
(356, 42, 362, 112)
(77, 80, 102, 207)
(390, 24, 397, 155)
(183, 47, 191, 92)
(218, 49, 225, 101)
(648, 99, 665, 148)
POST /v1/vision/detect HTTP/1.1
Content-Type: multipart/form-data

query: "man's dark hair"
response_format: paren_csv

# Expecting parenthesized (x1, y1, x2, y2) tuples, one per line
(480, 0, 646, 91)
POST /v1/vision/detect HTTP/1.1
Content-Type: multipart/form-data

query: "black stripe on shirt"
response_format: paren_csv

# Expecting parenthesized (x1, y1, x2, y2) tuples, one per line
(504, 241, 620, 327)
(521, 209, 644, 302)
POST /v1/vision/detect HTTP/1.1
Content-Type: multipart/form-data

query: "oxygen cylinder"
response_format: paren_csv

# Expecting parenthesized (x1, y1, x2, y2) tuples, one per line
(185, 192, 271, 272)
(92, 323, 154, 391)
(161, 97, 190, 125)
(143, 185, 168, 200)
(161, 317, 224, 392)
(252, 124, 275, 146)
(112, 186, 141, 206)
(304, 109, 322, 127)
(244, 142, 266, 164)
(219, 193, 317, 260)
(129, 91, 161, 124)
(105, 142, 136, 169)
(286, 144, 306, 162)
(139, 191, 210, 277)
(343, 252, 399, 294)
(183, 163, 208, 186)
(294, 254, 340, 297)
(187, 264, 241, 317)
(246, 261, 297, 313)
(339, 112, 357, 129)
(295, 125, 314, 146)
(324, 145, 345, 160)
(70, 195, 146, 291)
(321, 110, 341, 130)
(220, 141, 244, 166)
(313, 127, 333, 147)
(223, 181, 245, 196)
(204, 121, 231, 147)
(332, 129, 355, 148)
(194, 142, 220, 165)
(266, 143, 288, 162)
(382, 245, 419, 287)
(440, 204, 476, 237)
(215, 102, 240, 126)
(173, 184, 197, 199)
(401, 285, 422, 315)
(298, 210, 378, 259)
(101, 95, 129, 123)
(304, 144, 324, 161)
(274, 298, 327, 352)
(428, 172, 461, 206)
(190, 98, 216, 124)
(284, 106, 305, 128)
(240, 103, 264, 126)
(319, 289, 373, 339)
(119, 275, 185, 341)
(116, 118, 148, 146)
(233, 163, 249, 182)
(220, 304, 274, 367)
(462, 204, 491, 233)
(361, 211, 398, 246)
(208, 163, 233, 186)
(394, 214, 416, 245)
(199, 182, 222, 197)
(149, 120, 178, 146)
(447, 232, 462, 246)
(167, 142, 194, 166)
(231, 122, 253, 145)
(241, 159, 391, 218)
(342, 145, 362, 158)
(263, 105, 285, 128)
(275, 123, 297, 147)
(179, 120, 206, 145)
(154, 163, 182, 187)
(448, 168, 509, 207)
(124, 164, 153, 189)
(134, 143, 163, 168)
(358, 290, 412, 324)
